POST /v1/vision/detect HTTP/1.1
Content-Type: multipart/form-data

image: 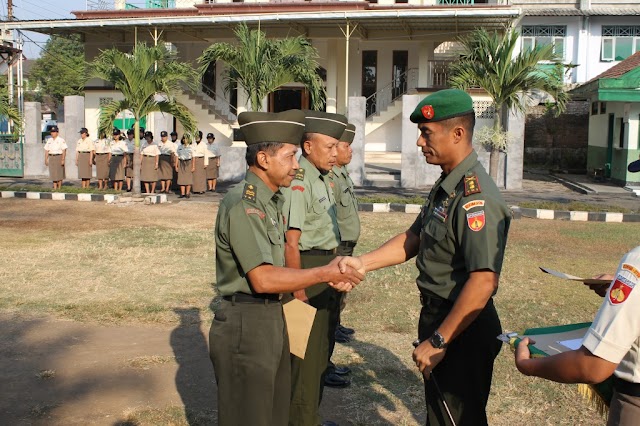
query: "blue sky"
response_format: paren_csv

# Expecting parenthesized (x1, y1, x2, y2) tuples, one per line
(5, 0, 89, 58)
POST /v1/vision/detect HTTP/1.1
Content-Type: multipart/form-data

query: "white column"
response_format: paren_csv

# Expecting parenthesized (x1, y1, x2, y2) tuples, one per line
(326, 40, 338, 113)
(576, 16, 590, 84)
(418, 41, 435, 88)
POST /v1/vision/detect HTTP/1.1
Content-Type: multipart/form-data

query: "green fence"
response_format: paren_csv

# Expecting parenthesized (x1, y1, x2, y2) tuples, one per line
(0, 141, 24, 177)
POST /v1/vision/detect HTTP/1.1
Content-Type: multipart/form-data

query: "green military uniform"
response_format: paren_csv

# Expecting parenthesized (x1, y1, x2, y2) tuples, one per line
(284, 111, 347, 426)
(408, 90, 511, 426)
(210, 110, 306, 426)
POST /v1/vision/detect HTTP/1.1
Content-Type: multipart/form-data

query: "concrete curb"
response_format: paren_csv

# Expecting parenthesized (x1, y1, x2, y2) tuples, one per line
(357, 203, 640, 222)
(0, 191, 168, 204)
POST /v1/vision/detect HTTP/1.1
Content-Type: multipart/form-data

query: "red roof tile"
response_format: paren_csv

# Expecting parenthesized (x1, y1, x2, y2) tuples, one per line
(588, 51, 640, 83)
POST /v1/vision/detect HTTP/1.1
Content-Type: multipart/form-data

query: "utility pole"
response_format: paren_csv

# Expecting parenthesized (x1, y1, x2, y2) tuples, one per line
(8, 0, 13, 21)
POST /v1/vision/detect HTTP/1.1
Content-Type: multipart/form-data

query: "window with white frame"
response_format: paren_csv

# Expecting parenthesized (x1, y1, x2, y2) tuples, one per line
(601, 26, 640, 62)
(521, 25, 566, 60)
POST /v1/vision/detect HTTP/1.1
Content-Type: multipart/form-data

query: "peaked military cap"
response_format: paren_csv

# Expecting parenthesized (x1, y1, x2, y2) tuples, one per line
(410, 89, 475, 123)
(160, 130, 168, 137)
(339, 123, 356, 144)
(304, 110, 348, 139)
(113, 128, 121, 135)
(238, 109, 306, 146)
(628, 159, 640, 173)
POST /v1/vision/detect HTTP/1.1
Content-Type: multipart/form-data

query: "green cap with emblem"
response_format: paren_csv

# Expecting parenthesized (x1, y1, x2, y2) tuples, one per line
(410, 89, 475, 124)
(238, 109, 306, 146)
(339, 123, 356, 144)
(304, 110, 348, 139)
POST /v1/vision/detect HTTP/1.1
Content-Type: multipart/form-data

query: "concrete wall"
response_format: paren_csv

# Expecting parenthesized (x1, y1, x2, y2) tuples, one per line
(347, 96, 366, 186)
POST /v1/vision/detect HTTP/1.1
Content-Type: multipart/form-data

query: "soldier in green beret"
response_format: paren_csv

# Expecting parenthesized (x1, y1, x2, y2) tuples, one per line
(282, 110, 348, 426)
(340, 89, 511, 425)
(325, 123, 360, 387)
(210, 109, 363, 426)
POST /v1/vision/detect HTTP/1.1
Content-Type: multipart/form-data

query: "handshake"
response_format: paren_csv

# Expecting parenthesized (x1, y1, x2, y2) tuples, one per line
(324, 256, 366, 293)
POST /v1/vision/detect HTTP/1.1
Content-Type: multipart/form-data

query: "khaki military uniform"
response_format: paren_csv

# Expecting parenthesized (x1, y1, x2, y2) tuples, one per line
(94, 138, 111, 180)
(210, 171, 290, 426)
(331, 165, 360, 255)
(283, 155, 340, 426)
(140, 141, 160, 182)
(583, 246, 640, 426)
(44, 136, 67, 181)
(408, 150, 511, 426)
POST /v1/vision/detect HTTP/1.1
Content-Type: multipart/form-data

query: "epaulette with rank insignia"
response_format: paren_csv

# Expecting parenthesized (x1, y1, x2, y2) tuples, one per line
(463, 173, 482, 196)
(294, 168, 305, 181)
(242, 183, 257, 202)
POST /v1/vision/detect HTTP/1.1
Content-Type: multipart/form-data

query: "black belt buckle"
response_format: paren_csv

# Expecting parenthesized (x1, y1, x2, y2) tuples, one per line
(303, 248, 337, 256)
(420, 293, 449, 309)
(340, 241, 357, 249)
(224, 293, 282, 305)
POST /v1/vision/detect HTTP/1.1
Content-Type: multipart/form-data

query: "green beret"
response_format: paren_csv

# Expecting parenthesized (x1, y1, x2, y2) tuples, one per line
(238, 109, 306, 146)
(339, 123, 356, 144)
(410, 89, 474, 123)
(304, 110, 348, 139)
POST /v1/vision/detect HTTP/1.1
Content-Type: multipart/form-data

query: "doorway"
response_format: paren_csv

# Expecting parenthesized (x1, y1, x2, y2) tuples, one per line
(269, 87, 310, 112)
(606, 113, 614, 178)
(362, 50, 378, 116)
(392, 51, 408, 99)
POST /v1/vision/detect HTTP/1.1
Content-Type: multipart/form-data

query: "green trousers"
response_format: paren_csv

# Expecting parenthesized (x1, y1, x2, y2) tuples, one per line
(209, 299, 290, 426)
(289, 253, 336, 426)
(327, 243, 355, 371)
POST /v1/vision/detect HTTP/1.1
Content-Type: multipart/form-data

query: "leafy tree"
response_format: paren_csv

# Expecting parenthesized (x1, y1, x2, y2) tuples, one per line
(91, 43, 198, 196)
(29, 35, 86, 107)
(0, 77, 22, 137)
(449, 28, 569, 182)
(198, 23, 325, 111)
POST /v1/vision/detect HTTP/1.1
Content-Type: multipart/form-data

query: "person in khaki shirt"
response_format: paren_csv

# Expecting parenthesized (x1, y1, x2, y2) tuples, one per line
(211, 109, 363, 426)
(125, 129, 136, 192)
(282, 110, 348, 426)
(109, 129, 128, 191)
(94, 132, 111, 190)
(75, 127, 95, 189)
(43, 125, 67, 189)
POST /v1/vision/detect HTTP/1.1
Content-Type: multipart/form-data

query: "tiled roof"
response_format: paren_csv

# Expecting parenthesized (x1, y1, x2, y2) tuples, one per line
(588, 51, 640, 83)
(524, 7, 640, 16)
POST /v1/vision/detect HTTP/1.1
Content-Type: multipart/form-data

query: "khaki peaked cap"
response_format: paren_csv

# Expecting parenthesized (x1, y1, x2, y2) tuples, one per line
(339, 123, 356, 144)
(304, 110, 348, 139)
(238, 109, 306, 146)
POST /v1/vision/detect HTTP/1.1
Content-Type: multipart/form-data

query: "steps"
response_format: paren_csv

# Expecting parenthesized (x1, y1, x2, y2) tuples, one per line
(175, 90, 236, 144)
(363, 152, 401, 188)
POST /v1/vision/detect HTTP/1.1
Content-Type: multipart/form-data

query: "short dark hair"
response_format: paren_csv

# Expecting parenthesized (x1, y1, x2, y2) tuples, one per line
(446, 113, 476, 137)
(246, 142, 285, 167)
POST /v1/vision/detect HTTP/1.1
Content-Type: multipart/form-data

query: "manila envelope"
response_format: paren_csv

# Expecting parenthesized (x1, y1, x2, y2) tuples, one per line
(282, 299, 317, 359)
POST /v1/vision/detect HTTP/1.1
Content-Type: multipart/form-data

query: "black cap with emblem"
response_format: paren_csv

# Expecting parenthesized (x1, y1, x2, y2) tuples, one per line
(238, 109, 306, 146)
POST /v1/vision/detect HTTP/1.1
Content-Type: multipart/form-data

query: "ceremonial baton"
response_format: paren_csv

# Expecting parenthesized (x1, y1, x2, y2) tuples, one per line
(413, 339, 457, 426)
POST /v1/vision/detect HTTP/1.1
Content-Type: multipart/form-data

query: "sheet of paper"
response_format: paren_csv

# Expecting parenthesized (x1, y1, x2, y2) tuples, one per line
(282, 299, 317, 359)
(558, 338, 583, 351)
(539, 267, 611, 285)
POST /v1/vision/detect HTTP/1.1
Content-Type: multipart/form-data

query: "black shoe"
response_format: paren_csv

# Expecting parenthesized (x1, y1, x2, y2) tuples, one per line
(324, 372, 350, 388)
(334, 366, 351, 376)
(186, 193, 191, 198)
(178, 194, 185, 198)
(334, 329, 351, 344)
(338, 324, 355, 335)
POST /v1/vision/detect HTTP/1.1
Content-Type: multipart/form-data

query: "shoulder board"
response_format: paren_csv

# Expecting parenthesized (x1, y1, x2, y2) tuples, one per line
(463, 173, 482, 197)
(242, 183, 257, 202)
(294, 168, 305, 181)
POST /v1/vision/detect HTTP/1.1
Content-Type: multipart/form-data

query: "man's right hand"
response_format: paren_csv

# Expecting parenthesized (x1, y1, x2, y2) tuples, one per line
(293, 289, 308, 302)
(338, 256, 366, 276)
(585, 274, 614, 297)
(326, 257, 365, 290)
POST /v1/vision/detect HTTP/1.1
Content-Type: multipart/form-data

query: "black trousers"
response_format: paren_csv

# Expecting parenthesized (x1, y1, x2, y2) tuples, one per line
(419, 297, 502, 426)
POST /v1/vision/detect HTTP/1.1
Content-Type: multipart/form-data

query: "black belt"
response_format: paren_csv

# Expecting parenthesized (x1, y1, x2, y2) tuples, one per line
(112, 154, 123, 157)
(96, 153, 108, 155)
(160, 154, 171, 157)
(420, 293, 452, 310)
(49, 154, 61, 156)
(301, 248, 337, 256)
(143, 154, 156, 157)
(78, 151, 92, 153)
(223, 293, 282, 304)
(340, 241, 357, 248)
(614, 376, 640, 397)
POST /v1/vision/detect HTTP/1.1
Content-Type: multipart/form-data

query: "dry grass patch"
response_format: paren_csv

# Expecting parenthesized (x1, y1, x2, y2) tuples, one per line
(35, 369, 56, 380)
(117, 406, 216, 426)
(127, 355, 176, 370)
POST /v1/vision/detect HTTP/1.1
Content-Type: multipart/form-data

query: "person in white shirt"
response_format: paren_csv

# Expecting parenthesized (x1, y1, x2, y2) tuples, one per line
(205, 132, 221, 192)
(125, 129, 136, 192)
(170, 131, 179, 191)
(158, 130, 177, 194)
(140, 131, 160, 194)
(75, 127, 95, 189)
(109, 129, 128, 191)
(94, 132, 112, 190)
(191, 130, 209, 194)
(174, 135, 195, 199)
(43, 125, 67, 189)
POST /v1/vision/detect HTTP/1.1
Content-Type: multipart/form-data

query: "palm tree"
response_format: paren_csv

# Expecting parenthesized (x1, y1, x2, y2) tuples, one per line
(0, 94, 22, 139)
(198, 23, 325, 111)
(91, 43, 198, 195)
(449, 28, 569, 182)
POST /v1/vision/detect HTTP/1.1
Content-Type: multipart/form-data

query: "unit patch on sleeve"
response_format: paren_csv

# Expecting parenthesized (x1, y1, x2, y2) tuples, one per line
(245, 208, 266, 219)
(464, 174, 482, 196)
(462, 199, 485, 211)
(292, 185, 305, 192)
(242, 183, 257, 202)
(466, 210, 486, 232)
(609, 275, 636, 305)
(294, 168, 305, 181)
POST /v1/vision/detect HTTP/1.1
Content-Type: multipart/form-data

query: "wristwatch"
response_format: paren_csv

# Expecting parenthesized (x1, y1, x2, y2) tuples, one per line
(429, 330, 448, 349)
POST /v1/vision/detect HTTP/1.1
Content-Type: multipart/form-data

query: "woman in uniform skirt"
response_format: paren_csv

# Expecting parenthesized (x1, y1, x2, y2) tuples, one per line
(175, 135, 195, 198)
(75, 128, 94, 189)
(43, 125, 67, 189)
(125, 129, 135, 192)
(109, 129, 128, 191)
(205, 132, 221, 192)
(94, 132, 111, 190)
(158, 130, 176, 194)
(191, 130, 209, 194)
(140, 131, 160, 194)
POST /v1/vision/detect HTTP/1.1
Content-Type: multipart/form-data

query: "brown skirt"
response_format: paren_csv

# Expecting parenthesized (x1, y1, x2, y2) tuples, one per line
(125, 153, 134, 178)
(141, 156, 158, 182)
(78, 152, 92, 180)
(158, 155, 173, 180)
(48, 155, 65, 181)
(192, 157, 206, 193)
(109, 155, 126, 181)
(206, 162, 219, 179)
(178, 159, 193, 186)
(95, 154, 109, 179)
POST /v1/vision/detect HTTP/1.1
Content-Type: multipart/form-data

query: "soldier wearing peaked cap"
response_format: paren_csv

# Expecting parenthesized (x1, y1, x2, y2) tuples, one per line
(282, 110, 349, 426)
(339, 89, 511, 425)
(210, 109, 363, 426)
